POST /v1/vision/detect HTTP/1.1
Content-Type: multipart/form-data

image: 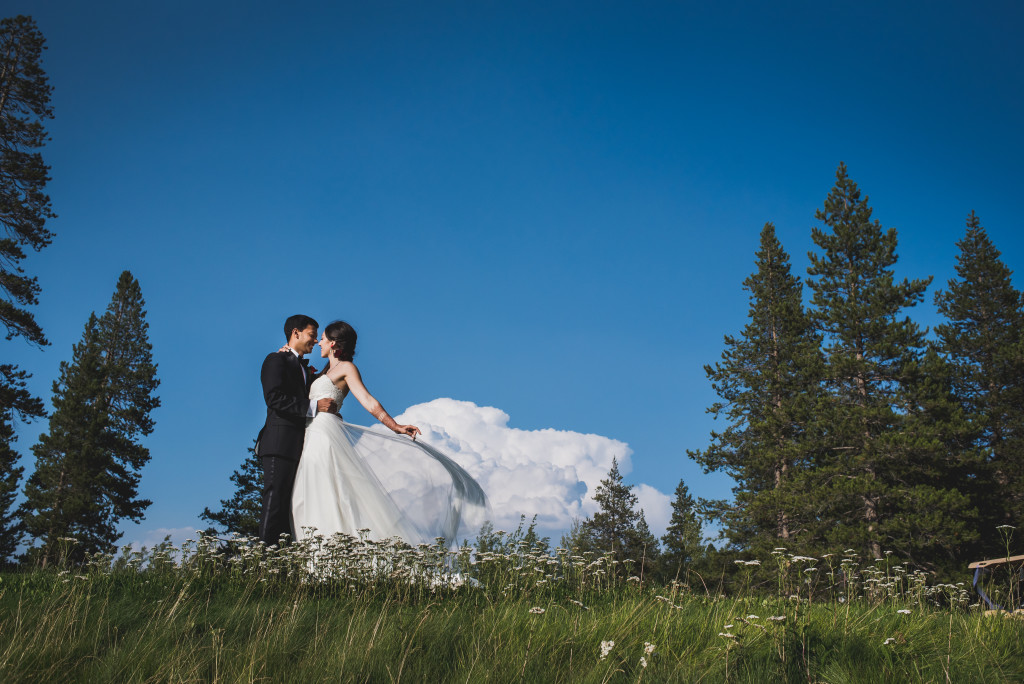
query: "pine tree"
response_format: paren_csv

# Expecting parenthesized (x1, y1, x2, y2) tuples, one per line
(586, 458, 638, 559)
(0, 15, 54, 563)
(934, 212, 1024, 554)
(660, 479, 704, 579)
(0, 15, 55, 347)
(584, 457, 654, 573)
(806, 163, 970, 567)
(0, 365, 42, 562)
(200, 441, 262, 538)
(21, 272, 159, 565)
(689, 223, 823, 557)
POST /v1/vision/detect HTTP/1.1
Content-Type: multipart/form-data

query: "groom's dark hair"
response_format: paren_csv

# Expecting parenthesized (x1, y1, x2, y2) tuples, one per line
(284, 314, 318, 340)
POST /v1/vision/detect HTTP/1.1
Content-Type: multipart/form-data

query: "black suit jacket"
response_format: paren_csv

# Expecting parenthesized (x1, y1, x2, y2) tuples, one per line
(257, 351, 314, 461)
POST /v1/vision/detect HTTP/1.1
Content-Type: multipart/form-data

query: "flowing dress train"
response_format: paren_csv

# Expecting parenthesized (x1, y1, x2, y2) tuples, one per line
(292, 375, 487, 547)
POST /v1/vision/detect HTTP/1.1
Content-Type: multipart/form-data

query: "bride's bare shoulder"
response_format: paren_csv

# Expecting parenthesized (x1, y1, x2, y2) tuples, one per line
(326, 360, 358, 380)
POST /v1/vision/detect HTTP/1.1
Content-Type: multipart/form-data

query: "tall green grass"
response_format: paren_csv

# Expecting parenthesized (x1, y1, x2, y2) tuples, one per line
(1, 533, 1022, 682)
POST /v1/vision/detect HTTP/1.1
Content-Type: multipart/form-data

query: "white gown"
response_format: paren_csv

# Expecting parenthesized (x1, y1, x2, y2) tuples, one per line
(292, 375, 487, 546)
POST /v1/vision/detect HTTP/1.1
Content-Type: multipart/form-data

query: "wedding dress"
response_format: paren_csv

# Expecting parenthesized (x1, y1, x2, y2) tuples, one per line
(292, 375, 487, 547)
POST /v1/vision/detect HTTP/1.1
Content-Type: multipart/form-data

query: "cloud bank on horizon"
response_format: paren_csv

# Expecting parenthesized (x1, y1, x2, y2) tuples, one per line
(397, 398, 673, 540)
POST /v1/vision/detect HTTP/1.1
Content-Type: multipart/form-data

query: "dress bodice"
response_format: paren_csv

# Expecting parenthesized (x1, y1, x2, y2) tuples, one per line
(309, 374, 347, 408)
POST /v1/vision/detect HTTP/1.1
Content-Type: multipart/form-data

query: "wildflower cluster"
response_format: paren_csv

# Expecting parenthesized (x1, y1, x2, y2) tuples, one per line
(37, 532, 987, 614)
(47, 529, 633, 605)
(758, 548, 973, 608)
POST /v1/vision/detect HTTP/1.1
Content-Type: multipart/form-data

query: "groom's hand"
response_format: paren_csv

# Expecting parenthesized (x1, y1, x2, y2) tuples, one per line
(317, 398, 337, 414)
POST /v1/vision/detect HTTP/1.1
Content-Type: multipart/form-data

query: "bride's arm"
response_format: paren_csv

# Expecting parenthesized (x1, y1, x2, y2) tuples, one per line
(336, 362, 422, 439)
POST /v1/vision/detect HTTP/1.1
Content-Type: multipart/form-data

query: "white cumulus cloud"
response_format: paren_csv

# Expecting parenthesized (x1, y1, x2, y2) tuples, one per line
(396, 398, 673, 540)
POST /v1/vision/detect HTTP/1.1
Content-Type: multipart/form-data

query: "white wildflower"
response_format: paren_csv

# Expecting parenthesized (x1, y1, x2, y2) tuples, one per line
(600, 640, 615, 660)
(529, 607, 545, 615)
(639, 656, 648, 668)
(767, 615, 786, 621)
(883, 637, 896, 645)
(718, 632, 737, 639)
(897, 609, 911, 615)
(644, 642, 656, 655)
(746, 615, 760, 620)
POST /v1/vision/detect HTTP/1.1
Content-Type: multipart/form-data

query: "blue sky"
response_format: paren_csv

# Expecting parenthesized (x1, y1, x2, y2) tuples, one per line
(7, 1, 1024, 545)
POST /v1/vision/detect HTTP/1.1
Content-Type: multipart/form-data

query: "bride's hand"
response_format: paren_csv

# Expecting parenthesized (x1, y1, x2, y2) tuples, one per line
(277, 345, 289, 353)
(395, 424, 421, 440)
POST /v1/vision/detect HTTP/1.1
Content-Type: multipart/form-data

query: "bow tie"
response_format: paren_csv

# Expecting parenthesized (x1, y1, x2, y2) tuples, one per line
(298, 358, 309, 367)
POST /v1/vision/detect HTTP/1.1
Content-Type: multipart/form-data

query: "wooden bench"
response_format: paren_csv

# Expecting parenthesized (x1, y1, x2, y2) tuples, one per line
(969, 554, 1024, 610)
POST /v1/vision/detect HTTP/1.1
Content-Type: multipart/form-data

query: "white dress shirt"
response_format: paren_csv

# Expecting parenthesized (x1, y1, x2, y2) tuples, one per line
(288, 347, 316, 417)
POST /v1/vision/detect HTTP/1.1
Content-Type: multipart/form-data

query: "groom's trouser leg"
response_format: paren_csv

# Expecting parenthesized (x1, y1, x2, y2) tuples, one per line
(260, 455, 298, 545)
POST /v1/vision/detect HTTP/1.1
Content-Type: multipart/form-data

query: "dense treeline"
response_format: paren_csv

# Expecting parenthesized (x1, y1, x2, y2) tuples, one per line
(688, 164, 1022, 580)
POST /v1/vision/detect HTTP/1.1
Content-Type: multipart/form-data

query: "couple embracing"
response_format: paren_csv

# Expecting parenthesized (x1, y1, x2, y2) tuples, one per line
(257, 314, 486, 548)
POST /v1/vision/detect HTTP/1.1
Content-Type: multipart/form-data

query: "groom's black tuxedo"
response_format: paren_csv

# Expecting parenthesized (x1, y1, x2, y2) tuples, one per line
(257, 350, 315, 545)
(258, 350, 314, 460)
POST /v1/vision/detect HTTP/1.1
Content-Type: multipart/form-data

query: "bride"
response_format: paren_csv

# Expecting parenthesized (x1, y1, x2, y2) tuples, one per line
(290, 320, 486, 547)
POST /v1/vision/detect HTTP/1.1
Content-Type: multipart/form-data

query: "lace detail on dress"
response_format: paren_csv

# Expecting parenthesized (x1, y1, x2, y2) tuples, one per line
(309, 375, 347, 408)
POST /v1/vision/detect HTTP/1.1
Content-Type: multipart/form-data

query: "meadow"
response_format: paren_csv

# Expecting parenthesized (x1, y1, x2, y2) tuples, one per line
(1, 533, 1022, 683)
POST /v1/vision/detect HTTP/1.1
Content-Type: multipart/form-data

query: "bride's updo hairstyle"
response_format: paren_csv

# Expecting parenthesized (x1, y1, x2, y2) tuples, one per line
(324, 320, 357, 361)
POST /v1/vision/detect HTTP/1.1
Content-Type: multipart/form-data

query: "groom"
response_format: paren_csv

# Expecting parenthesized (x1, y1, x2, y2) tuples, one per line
(257, 314, 336, 545)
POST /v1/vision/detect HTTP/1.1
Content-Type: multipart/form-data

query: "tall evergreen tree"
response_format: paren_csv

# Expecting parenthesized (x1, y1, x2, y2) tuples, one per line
(806, 163, 971, 567)
(199, 441, 263, 539)
(0, 365, 39, 562)
(21, 272, 159, 565)
(584, 457, 655, 573)
(934, 212, 1024, 553)
(660, 479, 704, 579)
(689, 223, 823, 557)
(0, 14, 55, 564)
(0, 15, 55, 347)
(586, 457, 638, 559)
